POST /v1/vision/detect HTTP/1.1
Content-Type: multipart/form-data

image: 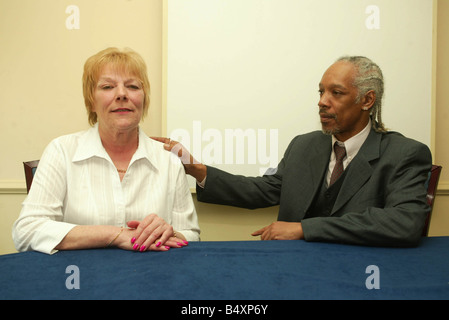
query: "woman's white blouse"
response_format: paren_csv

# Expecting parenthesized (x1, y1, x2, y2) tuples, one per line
(12, 124, 200, 254)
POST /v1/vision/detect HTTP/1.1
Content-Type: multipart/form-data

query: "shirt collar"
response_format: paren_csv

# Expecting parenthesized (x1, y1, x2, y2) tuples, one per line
(133, 127, 160, 171)
(332, 119, 371, 160)
(72, 123, 108, 162)
(72, 123, 160, 171)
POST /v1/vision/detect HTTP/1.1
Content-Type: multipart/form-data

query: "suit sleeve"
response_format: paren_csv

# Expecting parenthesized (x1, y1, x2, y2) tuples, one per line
(196, 136, 299, 209)
(301, 141, 432, 247)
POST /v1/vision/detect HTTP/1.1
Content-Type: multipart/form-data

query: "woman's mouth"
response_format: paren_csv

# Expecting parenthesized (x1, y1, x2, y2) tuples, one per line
(112, 108, 133, 113)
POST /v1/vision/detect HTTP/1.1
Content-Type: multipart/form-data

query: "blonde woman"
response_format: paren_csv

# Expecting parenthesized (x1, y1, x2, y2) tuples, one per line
(13, 48, 200, 254)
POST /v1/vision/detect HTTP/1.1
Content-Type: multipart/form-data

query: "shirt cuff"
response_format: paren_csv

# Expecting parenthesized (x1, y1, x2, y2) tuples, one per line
(196, 176, 207, 188)
(32, 221, 76, 255)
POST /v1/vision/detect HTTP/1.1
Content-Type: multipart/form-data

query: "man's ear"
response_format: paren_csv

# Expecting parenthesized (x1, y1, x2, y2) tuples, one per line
(362, 90, 376, 111)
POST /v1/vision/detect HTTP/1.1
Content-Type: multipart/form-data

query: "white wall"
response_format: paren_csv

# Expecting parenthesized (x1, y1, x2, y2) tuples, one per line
(166, 0, 434, 189)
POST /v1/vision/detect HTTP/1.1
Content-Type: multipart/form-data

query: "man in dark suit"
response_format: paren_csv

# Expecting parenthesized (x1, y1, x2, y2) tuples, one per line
(155, 56, 432, 247)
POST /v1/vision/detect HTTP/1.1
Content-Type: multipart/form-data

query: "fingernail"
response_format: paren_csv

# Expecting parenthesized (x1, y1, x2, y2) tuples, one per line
(139, 245, 146, 252)
(177, 242, 182, 246)
(183, 240, 189, 245)
(131, 237, 136, 244)
(165, 246, 170, 249)
(133, 243, 139, 250)
(156, 241, 161, 247)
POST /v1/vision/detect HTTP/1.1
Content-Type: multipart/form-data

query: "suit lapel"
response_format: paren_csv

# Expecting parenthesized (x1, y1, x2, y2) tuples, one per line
(301, 135, 332, 213)
(331, 129, 381, 215)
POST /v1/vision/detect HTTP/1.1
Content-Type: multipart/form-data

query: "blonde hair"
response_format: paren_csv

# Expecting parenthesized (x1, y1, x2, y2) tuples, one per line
(82, 47, 150, 126)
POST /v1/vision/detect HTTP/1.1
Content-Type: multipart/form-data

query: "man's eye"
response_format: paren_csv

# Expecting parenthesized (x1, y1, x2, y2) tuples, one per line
(318, 90, 324, 96)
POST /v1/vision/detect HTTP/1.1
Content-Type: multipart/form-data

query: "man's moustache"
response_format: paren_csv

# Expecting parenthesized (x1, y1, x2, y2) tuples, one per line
(319, 110, 337, 119)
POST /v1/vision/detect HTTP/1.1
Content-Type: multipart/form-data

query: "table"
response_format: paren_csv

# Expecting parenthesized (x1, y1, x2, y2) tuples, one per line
(1, 238, 449, 301)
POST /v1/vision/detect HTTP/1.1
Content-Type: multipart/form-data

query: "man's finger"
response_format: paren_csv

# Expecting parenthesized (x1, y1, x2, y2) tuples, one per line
(150, 136, 170, 144)
(251, 226, 267, 236)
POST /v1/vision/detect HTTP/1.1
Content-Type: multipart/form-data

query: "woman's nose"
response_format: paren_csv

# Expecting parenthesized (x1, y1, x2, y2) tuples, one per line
(116, 85, 128, 101)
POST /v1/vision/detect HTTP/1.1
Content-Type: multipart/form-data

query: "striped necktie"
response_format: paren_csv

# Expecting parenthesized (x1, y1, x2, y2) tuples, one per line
(329, 142, 346, 186)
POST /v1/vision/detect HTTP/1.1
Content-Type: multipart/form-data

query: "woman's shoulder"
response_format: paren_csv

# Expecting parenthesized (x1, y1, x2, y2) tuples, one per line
(51, 129, 89, 144)
(42, 127, 95, 158)
(140, 134, 184, 169)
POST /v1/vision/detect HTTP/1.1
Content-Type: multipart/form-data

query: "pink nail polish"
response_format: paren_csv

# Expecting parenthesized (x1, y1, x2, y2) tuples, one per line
(133, 243, 139, 250)
(165, 246, 170, 249)
(177, 242, 182, 246)
(183, 240, 189, 245)
(156, 241, 161, 247)
(131, 237, 136, 244)
(139, 245, 146, 252)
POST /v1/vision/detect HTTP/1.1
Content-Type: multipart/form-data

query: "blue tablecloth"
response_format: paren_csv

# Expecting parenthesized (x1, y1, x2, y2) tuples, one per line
(1, 238, 449, 300)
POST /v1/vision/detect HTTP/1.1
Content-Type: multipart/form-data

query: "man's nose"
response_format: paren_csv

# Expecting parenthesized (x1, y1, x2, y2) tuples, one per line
(318, 92, 329, 108)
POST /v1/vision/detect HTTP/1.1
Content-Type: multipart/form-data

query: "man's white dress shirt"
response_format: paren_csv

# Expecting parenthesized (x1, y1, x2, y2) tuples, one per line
(13, 124, 200, 254)
(326, 120, 371, 186)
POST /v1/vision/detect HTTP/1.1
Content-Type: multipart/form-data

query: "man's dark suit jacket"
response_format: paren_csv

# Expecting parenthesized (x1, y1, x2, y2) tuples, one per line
(197, 129, 432, 247)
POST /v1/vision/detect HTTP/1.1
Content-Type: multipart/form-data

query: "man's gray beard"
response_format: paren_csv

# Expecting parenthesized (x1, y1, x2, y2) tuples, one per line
(322, 127, 341, 136)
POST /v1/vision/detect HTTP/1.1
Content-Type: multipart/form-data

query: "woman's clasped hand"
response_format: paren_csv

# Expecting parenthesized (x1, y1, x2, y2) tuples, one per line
(115, 214, 189, 252)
